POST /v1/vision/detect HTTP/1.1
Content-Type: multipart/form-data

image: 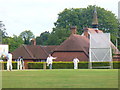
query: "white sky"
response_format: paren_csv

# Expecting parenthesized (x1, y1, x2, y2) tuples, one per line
(0, 0, 119, 37)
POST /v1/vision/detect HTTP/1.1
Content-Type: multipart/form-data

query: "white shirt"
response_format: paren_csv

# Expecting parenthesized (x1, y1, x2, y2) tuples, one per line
(73, 58, 79, 63)
(7, 53, 12, 62)
(46, 56, 56, 64)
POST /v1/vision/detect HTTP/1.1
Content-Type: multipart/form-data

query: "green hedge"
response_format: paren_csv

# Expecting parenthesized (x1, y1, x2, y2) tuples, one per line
(1, 61, 120, 70)
(27, 61, 120, 69)
(113, 61, 120, 69)
(27, 62, 44, 69)
(27, 62, 74, 69)
(1, 62, 17, 70)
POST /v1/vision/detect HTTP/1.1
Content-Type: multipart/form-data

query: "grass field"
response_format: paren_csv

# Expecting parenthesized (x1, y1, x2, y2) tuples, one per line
(2, 69, 118, 88)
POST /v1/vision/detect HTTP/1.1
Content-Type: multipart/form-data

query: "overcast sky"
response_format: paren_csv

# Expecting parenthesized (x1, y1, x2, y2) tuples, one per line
(0, 0, 119, 37)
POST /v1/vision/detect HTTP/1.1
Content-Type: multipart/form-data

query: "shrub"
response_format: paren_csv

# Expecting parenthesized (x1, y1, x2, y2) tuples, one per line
(113, 61, 120, 69)
(1, 61, 120, 69)
(53, 62, 73, 69)
(2, 61, 17, 70)
(27, 62, 44, 69)
(27, 61, 120, 69)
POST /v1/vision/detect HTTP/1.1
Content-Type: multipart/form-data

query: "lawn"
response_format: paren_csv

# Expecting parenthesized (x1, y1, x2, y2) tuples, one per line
(1, 69, 118, 88)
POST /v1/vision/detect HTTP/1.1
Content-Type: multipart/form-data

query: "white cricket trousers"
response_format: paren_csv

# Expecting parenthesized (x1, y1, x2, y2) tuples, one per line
(74, 63, 78, 69)
(7, 61, 12, 71)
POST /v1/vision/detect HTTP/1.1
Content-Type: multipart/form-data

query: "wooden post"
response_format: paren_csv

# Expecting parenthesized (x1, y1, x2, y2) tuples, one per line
(0, 62, 1, 70)
(2, 62, 4, 70)
(43, 62, 46, 70)
(0, 61, 4, 70)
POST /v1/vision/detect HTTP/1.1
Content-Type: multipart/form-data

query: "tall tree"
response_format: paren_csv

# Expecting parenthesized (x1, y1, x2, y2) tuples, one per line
(46, 27, 70, 45)
(118, 22, 120, 50)
(0, 21, 7, 38)
(3, 35, 24, 52)
(0, 21, 7, 44)
(54, 5, 119, 44)
(19, 30, 35, 45)
(36, 31, 50, 45)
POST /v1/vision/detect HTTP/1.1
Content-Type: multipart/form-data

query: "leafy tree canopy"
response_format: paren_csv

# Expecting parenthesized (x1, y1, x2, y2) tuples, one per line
(54, 5, 119, 43)
(46, 27, 71, 45)
(3, 35, 24, 52)
(36, 31, 50, 45)
(19, 30, 35, 45)
(0, 21, 7, 38)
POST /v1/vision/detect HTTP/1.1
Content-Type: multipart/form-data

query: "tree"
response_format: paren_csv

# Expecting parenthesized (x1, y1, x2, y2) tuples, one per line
(19, 30, 35, 45)
(36, 31, 50, 45)
(0, 21, 7, 44)
(0, 21, 7, 38)
(118, 22, 120, 50)
(3, 35, 24, 52)
(46, 27, 70, 45)
(54, 5, 119, 44)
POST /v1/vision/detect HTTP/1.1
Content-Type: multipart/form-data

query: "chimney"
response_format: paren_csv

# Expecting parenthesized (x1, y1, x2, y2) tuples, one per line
(70, 26, 77, 34)
(83, 28, 89, 38)
(31, 38, 36, 45)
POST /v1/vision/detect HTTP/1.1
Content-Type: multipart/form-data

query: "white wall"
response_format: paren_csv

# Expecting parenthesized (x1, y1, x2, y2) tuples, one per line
(0, 45, 8, 57)
(118, 1, 120, 22)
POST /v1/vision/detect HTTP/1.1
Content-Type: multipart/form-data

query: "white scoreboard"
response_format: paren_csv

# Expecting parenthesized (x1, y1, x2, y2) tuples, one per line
(0, 44, 8, 57)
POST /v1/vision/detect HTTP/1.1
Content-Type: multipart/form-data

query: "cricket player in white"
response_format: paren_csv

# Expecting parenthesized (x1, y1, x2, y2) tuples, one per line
(46, 54, 57, 69)
(20, 57, 24, 70)
(17, 56, 24, 70)
(6, 52, 12, 71)
(17, 57, 20, 70)
(73, 58, 79, 69)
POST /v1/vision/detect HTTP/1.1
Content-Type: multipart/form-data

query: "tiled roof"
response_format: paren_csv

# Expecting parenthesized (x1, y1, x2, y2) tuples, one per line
(12, 45, 48, 60)
(42, 45, 58, 54)
(52, 52, 89, 62)
(54, 34, 89, 56)
(85, 28, 103, 33)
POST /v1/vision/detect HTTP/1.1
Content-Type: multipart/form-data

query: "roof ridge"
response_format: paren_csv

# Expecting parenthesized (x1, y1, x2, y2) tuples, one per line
(54, 34, 87, 52)
(23, 45, 35, 59)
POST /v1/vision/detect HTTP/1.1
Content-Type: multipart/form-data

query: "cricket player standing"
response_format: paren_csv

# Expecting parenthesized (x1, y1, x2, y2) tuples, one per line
(17, 57, 20, 70)
(17, 56, 24, 70)
(20, 57, 24, 70)
(46, 54, 57, 69)
(73, 58, 79, 69)
(6, 52, 12, 71)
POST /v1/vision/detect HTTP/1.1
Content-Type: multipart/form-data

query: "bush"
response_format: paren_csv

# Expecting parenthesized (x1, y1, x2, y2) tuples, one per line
(78, 62, 88, 69)
(27, 62, 74, 69)
(2, 61, 17, 70)
(113, 61, 120, 69)
(53, 62, 73, 69)
(27, 61, 120, 69)
(1, 61, 120, 69)
(27, 62, 44, 69)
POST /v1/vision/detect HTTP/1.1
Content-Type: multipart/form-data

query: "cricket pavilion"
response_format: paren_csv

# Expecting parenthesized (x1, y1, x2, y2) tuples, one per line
(11, 9, 120, 69)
